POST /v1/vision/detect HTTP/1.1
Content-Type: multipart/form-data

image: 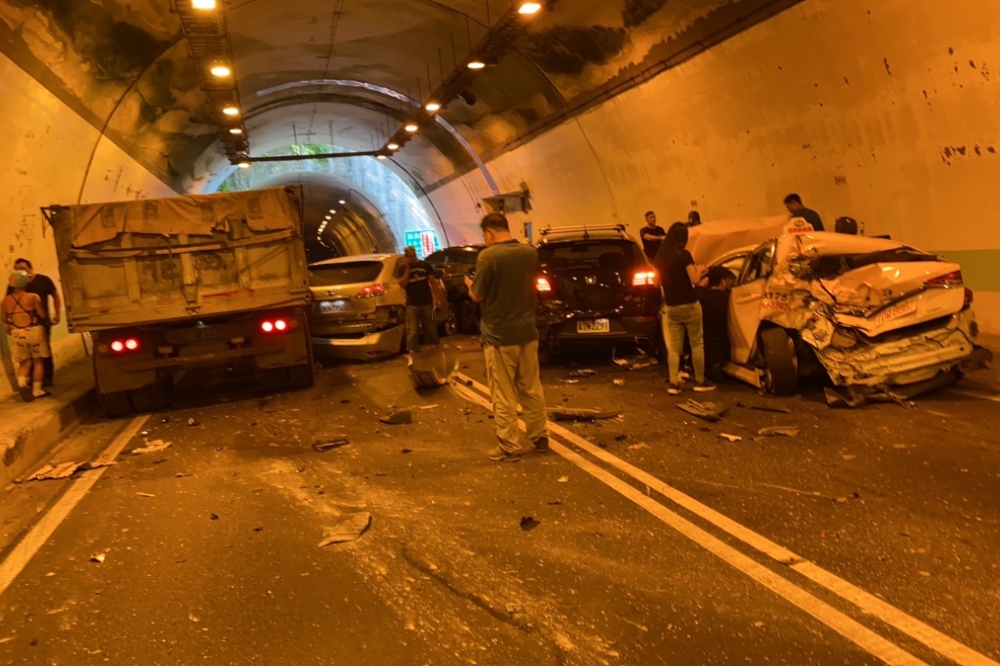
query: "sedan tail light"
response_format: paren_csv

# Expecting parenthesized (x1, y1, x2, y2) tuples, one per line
(356, 284, 388, 299)
(964, 288, 974, 307)
(632, 271, 657, 287)
(536, 277, 553, 293)
(925, 271, 963, 287)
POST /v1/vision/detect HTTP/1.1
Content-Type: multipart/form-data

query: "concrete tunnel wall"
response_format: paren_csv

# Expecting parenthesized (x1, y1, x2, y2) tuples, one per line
(2, 0, 998, 400)
(424, 0, 1000, 333)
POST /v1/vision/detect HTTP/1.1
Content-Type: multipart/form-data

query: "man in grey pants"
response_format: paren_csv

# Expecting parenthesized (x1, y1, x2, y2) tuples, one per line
(465, 213, 548, 462)
(399, 246, 441, 354)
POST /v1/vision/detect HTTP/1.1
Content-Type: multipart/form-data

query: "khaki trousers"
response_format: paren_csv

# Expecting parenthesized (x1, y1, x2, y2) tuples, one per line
(483, 340, 547, 453)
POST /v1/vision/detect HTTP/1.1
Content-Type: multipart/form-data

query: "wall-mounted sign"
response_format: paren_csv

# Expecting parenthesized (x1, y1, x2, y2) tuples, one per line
(404, 230, 441, 259)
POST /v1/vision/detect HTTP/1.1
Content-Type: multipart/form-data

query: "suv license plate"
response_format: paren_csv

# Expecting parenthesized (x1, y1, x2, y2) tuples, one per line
(577, 319, 610, 334)
(320, 300, 350, 315)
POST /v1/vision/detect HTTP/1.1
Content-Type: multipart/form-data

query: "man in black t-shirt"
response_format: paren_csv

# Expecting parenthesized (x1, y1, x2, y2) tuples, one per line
(696, 267, 736, 381)
(6, 258, 61, 387)
(783, 194, 824, 231)
(640, 211, 666, 262)
(398, 246, 442, 353)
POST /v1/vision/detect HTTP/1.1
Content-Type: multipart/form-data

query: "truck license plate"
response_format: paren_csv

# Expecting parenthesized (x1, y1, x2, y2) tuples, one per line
(577, 319, 610, 334)
(320, 300, 350, 315)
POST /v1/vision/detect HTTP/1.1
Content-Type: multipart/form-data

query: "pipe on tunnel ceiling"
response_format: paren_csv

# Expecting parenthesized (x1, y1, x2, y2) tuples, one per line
(246, 151, 379, 162)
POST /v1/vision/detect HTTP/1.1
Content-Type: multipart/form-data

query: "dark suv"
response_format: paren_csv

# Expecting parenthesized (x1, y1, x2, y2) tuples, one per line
(535, 225, 662, 351)
(425, 244, 485, 334)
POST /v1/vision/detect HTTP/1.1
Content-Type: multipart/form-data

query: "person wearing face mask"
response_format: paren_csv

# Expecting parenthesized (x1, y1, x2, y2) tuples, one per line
(464, 213, 548, 462)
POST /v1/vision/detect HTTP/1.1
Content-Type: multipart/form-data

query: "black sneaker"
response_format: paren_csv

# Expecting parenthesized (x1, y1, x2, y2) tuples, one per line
(666, 384, 682, 396)
(18, 386, 35, 403)
(533, 436, 550, 452)
(693, 380, 717, 393)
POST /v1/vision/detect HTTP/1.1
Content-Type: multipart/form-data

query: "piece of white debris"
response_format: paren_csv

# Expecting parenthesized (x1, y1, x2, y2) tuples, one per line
(90, 553, 106, 564)
(131, 440, 173, 456)
(557, 476, 569, 483)
(718, 433, 743, 443)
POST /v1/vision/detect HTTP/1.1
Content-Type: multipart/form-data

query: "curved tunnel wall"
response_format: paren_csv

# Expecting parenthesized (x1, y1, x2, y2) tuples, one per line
(425, 0, 1000, 332)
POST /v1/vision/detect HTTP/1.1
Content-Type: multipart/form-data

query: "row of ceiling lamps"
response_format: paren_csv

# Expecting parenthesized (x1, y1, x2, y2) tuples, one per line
(378, 1, 543, 159)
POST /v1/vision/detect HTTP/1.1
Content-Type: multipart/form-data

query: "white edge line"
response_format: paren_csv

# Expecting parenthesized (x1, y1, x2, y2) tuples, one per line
(0, 416, 150, 599)
(451, 381, 928, 666)
(949, 389, 1000, 403)
(455, 372, 1000, 666)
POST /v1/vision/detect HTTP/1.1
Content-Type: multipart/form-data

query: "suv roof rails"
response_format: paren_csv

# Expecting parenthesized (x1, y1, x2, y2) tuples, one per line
(539, 224, 627, 241)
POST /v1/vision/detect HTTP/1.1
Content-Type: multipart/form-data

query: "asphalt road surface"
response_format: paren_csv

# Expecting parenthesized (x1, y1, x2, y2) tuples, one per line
(2, 337, 998, 665)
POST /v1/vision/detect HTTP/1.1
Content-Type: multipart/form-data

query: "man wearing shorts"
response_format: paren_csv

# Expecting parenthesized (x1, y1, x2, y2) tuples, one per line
(2, 270, 51, 401)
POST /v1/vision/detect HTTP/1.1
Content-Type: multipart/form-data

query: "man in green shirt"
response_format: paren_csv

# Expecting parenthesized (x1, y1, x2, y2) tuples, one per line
(465, 213, 548, 462)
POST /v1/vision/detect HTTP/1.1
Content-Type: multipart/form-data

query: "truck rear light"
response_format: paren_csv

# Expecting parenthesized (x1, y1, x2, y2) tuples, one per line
(632, 271, 657, 287)
(536, 277, 552, 293)
(925, 271, 963, 287)
(261, 318, 294, 334)
(356, 284, 388, 299)
(125, 338, 140, 351)
(275, 319, 287, 331)
(106, 338, 140, 354)
(110, 340, 125, 353)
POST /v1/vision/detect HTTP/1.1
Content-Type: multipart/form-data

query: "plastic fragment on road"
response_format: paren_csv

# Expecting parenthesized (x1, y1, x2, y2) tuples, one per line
(135, 492, 155, 498)
(519, 516, 541, 531)
(187, 418, 200, 427)
(380, 411, 413, 425)
(626, 442, 651, 451)
(318, 512, 372, 547)
(718, 433, 743, 443)
(22, 460, 116, 482)
(613, 379, 625, 387)
(548, 408, 621, 422)
(313, 438, 351, 452)
(565, 369, 598, 379)
(676, 400, 729, 422)
(408, 344, 461, 388)
(757, 427, 800, 437)
(90, 552, 106, 564)
(131, 440, 173, 456)
(558, 476, 569, 483)
(612, 348, 659, 371)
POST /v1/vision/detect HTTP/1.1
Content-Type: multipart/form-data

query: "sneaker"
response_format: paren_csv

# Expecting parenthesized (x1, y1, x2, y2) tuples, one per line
(666, 384, 682, 396)
(487, 446, 522, 462)
(18, 386, 35, 403)
(693, 380, 717, 393)
(533, 436, 550, 452)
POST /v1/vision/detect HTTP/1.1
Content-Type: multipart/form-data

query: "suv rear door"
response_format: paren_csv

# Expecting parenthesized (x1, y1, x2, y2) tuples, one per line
(538, 239, 650, 313)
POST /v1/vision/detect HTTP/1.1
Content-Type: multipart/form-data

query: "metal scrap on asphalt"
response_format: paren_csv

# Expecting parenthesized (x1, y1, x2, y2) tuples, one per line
(612, 348, 659, 371)
(131, 440, 173, 456)
(757, 427, 800, 438)
(548, 408, 621, 422)
(318, 512, 372, 547)
(676, 400, 729, 422)
(22, 460, 116, 482)
(313, 438, 351, 452)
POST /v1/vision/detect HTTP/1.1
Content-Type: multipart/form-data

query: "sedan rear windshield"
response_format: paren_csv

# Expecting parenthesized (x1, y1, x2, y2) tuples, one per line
(310, 261, 383, 286)
(538, 241, 641, 270)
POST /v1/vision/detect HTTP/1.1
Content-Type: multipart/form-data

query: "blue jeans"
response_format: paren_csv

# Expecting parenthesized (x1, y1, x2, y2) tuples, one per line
(661, 302, 705, 385)
(406, 305, 439, 353)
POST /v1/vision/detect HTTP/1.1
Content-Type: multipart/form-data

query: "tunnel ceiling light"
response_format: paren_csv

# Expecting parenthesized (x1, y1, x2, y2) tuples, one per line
(222, 106, 240, 117)
(210, 65, 231, 78)
(425, 101, 441, 112)
(377, 154, 388, 160)
(325, 215, 332, 220)
(237, 161, 250, 169)
(192, 0, 216, 9)
(518, 2, 542, 14)
(467, 60, 486, 70)
(387, 143, 400, 151)
(339, 199, 346, 205)
(329, 209, 337, 214)
(404, 123, 419, 133)
(229, 128, 243, 135)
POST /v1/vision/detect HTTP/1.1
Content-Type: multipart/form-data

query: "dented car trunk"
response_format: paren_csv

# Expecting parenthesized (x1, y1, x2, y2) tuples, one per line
(756, 233, 990, 388)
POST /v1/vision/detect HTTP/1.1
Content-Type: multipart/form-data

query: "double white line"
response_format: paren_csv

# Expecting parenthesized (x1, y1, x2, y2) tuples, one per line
(453, 373, 997, 666)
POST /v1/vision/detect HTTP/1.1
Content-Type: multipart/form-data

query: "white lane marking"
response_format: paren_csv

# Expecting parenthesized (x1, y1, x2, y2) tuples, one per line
(949, 389, 1000, 403)
(456, 373, 1000, 666)
(0, 416, 149, 599)
(451, 382, 928, 666)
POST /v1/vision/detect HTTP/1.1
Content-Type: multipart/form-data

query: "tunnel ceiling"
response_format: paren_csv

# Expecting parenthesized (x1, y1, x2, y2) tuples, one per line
(0, 0, 801, 196)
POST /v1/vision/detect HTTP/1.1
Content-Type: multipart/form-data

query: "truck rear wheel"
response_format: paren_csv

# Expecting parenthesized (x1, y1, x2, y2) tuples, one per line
(760, 328, 798, 396)
(98, 390, 134, 419)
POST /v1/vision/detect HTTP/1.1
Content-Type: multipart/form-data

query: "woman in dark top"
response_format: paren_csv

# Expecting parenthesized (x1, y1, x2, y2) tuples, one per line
(654, 223, 715, 394)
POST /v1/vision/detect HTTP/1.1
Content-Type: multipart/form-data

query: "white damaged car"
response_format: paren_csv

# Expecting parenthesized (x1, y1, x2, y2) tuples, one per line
(695, 222, 992, 397)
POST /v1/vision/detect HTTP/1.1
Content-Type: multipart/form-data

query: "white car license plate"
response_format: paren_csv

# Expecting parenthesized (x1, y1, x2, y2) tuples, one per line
(320, 300, 350, 315)
(875, 300, 917, 326)
(577, 319, 610, 334)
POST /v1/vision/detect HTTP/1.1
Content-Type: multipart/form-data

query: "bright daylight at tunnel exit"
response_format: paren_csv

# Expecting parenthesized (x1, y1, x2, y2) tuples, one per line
(1, 0, 999, 664)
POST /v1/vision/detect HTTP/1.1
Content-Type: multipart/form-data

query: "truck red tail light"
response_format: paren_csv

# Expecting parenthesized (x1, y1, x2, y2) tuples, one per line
(106, 338, 140, 354)
(925, 271, 963, 287)
(632, 271, 657, 287)
(536, 277, 552, 293)
(356, 284, 388, 299)
(261, 319, 290, 334)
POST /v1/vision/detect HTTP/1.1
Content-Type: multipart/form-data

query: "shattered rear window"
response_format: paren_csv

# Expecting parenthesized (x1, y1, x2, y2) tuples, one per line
(809, 248, 934, 280)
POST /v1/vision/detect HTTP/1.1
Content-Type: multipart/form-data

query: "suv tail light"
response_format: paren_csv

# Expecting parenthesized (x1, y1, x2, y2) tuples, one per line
(632, 271, 657, 287)
(925, 271, 963, 287)
(536, 277, 553, 293)
(356, 284, 388, 299)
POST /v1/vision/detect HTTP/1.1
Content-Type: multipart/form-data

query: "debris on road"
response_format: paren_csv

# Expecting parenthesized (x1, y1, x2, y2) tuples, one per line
(401, 448, 413, 454)
(313, 438, 351, 453)
(135, 492, 155, 498)
(626, 442, 651, 451)
(22, 460, 116, 482)
(718, 434, 743, 443)
(757, 427, 800, 438)
(565, 369, 598, 379)
(187, 418, 200, 427)
(560, 379, 581, 385)
(749, 404, 793, 414)
(210, 513, 220, 521)
(520, 516, 541, 531)
(612, 348, 658, 371)
(176, 473, 192, 479)
(558, 476, 569, 483)
(318, 512, 372, 547)
(419, 404, 439, 410)
(380, 410, 413, 425)
(676, 400, 729, 422)
(548, 408, 621, 422)
(613, 379, 625, 387)
(131, 440, 173, 456)
(409, 344, 461, 388)
(90, 552, 106, 564)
